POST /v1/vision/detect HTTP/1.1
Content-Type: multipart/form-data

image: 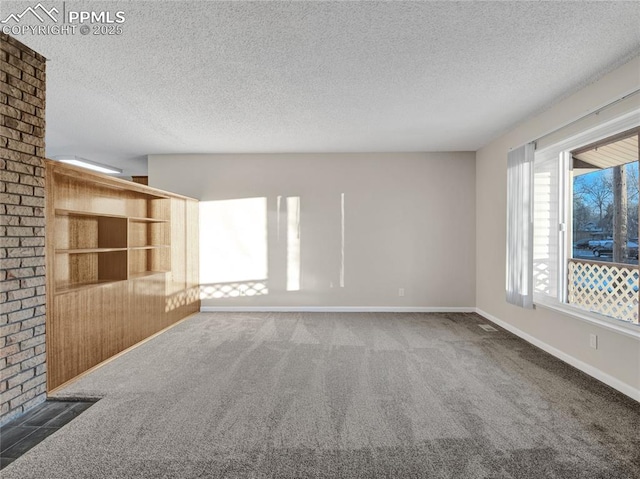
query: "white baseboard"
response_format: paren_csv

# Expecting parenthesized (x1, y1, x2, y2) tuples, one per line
(200, 306, 476, 313)
(475, 308, 640, 402)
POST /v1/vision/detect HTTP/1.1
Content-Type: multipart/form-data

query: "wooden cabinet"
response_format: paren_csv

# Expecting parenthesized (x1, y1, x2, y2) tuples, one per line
(45, 161, 199, 390)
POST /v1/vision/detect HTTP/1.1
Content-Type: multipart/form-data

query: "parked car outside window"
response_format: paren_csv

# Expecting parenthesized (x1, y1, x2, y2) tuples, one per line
(573, 238, 592, 249)
(592, 240, 639, 259)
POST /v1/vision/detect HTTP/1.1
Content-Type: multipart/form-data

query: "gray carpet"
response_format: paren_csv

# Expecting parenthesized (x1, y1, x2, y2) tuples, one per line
(2, 312, 639, 478)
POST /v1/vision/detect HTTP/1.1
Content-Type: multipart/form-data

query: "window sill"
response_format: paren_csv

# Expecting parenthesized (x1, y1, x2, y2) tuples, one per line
(534, 299, 640, 339)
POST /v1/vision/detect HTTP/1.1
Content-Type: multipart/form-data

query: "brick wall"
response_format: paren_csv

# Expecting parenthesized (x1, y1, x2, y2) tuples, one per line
(0, 34, 47, 426)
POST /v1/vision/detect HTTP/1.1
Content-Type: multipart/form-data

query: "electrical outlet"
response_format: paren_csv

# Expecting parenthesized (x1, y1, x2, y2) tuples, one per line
(589, 334, 598, 349)
(398, 288, 405, 297)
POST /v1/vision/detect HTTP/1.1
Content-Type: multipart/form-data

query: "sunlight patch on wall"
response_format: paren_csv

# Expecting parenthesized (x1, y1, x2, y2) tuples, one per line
(287, 196, 301, 291)
(277, 195, 282, 241)
(199, 198, 268, 286)
(340, 192, 345, 288)
(200, 280, 268, 299)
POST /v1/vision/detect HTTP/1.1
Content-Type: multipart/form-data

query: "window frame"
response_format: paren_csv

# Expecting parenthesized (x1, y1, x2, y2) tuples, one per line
(532, 109, 640, 337)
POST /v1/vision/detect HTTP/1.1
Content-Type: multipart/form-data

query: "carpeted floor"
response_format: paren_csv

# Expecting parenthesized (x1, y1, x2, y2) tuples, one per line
(2, 312, 639, 478)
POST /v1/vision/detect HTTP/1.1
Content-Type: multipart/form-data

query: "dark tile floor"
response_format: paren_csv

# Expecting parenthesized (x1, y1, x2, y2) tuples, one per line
(0, 400, 96, 470)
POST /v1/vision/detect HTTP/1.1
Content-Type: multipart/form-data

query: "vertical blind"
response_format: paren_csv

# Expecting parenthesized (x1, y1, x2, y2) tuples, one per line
(506, 143, 535, 308)
(532, 151, 561, 301)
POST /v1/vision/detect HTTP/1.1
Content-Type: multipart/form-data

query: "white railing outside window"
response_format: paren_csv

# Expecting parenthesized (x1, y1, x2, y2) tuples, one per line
(567, 258, 639, 324)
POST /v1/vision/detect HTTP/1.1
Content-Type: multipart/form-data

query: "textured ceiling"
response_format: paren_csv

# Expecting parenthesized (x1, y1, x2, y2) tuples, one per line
(4, 1, 640, 175)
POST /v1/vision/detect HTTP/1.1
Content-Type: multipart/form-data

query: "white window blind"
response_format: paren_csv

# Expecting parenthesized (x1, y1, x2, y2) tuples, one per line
(506, 143, 535, 308)
(532, 152, 561, 301)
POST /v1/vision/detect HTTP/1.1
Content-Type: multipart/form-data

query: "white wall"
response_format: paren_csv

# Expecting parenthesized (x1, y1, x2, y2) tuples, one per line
(476, 56, 640, 398)
(149, 152, 476, 310)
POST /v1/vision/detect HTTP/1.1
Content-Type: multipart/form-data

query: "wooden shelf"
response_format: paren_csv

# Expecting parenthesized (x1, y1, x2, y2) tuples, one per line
(56, 209, 127, 219)
(56, 271, 169, 292)
(52, 189, 169, 289)
(56, 248, 128, 254)
(129, 217, 170, 223)
(56, 211, 169, 224)
(129, 271, 168, 280)
(46, 159, 199, 392)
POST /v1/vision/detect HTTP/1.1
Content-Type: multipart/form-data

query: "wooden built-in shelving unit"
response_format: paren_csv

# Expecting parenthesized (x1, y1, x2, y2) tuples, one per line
(52, 199, 170, 293)
(45, 160, 199, 391)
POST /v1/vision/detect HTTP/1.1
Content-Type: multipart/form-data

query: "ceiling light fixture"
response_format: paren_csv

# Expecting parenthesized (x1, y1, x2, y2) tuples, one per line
(53, 156, 123, 175)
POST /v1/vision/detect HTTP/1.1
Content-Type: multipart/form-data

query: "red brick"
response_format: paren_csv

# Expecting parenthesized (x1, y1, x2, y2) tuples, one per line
(7, 286, 34, 299)
(1, 41, 22, 59)
(0, 81, 23, 100)
(0, 148, 23, 162)
(0, 385, 22, 404)
(20, 374, 45, 392)
(7, 139, 35, 155)
(19, 111, 44, 128)
(20, 218, 45, 229)
(20, 132, 45, 148)
(7, 75, 36, 96)
(3, 117, 33, 134)
(0, 59, 20, 78)
(20, 352, 45, 370)
(21, 53, 44, 71)
(6, 182, 33, 195)
(20, 333, 44, 349)
(9, 387, 38, 409)
(6, 269, 36, 281)
(0, 170, 19, 183)
(7, 97, 36, 116)
(19, 175, 44, 187)
(20, 71, 44, 90)
(0, 344, 20, 360)
(21, 92, 44, 109)
(7, 370, 34, 390)
(19, 317, 44, 330)
(0, 126, 21, 141)
(6, 347, 34, 365)
(5, 160, 34, 175)
(7, 54, 35, 77)
(0, 103, 20, 120)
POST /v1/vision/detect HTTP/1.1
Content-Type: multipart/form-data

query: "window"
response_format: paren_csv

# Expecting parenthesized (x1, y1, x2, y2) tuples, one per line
(571, 133, 639, 265)
(567, 130, 639, 323)
(531, 114, 640, 327)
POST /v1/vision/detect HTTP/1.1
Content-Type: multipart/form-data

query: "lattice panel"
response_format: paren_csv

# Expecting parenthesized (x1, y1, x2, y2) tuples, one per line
(568, 260, 639, 324)
(533, 260, 550, 294)
(200, 280, 268, 299)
